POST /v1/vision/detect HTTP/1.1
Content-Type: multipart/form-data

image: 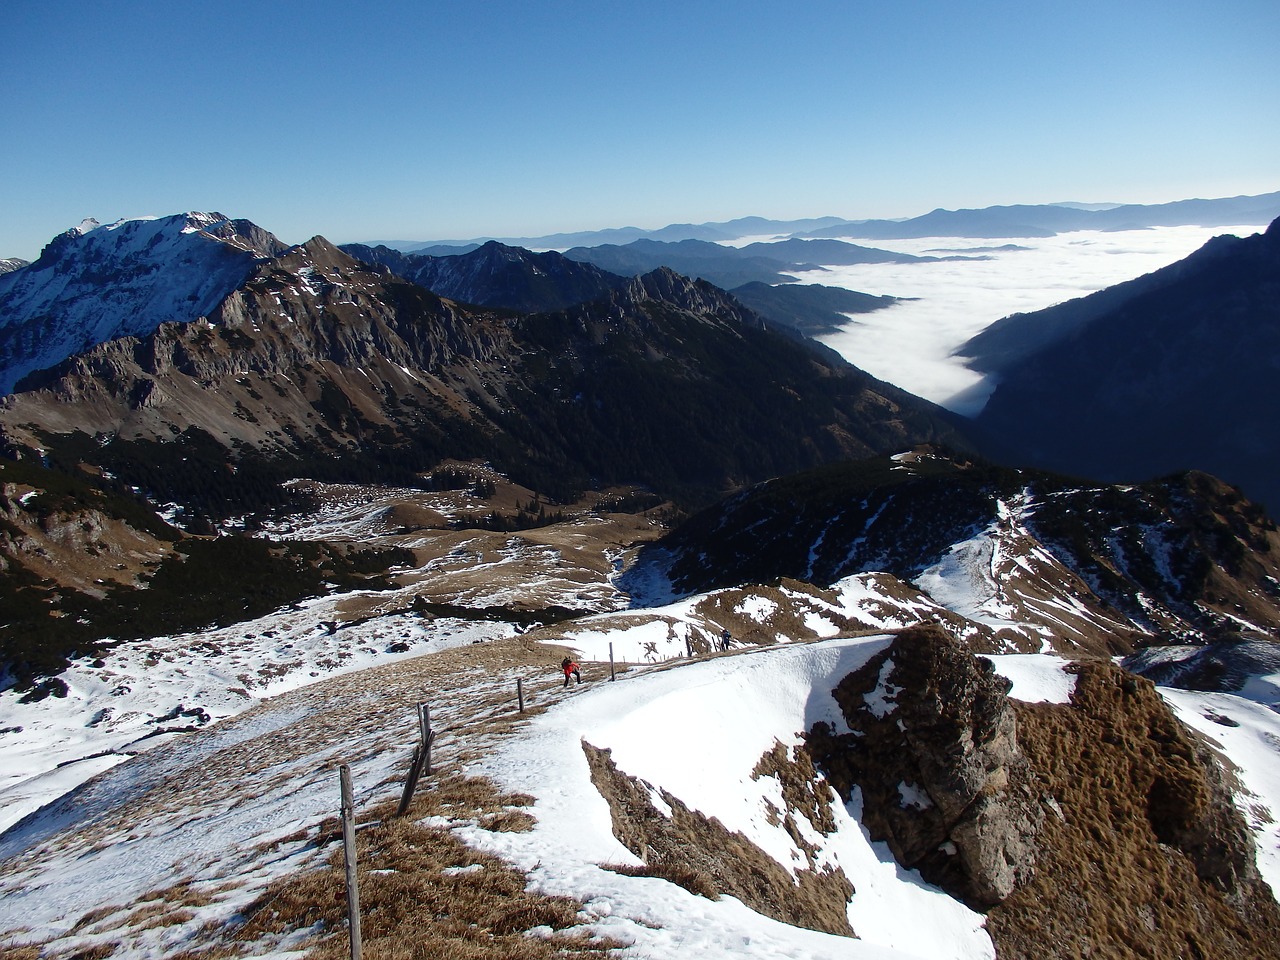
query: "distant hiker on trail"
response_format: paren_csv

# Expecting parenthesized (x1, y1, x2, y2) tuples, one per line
(561, 657, 582, 687)
(720, 628, 732, 651)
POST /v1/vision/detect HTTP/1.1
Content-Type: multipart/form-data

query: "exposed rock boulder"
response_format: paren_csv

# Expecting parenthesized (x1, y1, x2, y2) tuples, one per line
(806, 624, 1044, 908)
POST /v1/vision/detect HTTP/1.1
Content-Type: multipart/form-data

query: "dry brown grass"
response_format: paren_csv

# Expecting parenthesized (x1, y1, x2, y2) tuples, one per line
(986, 661, 1280, 960)
(582, 740, 856, 938)
(229, 782, 624, 960)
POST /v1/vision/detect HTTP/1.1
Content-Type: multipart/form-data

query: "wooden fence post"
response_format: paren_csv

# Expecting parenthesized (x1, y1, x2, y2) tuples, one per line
(339, 764, 362, 960)
(517, 677, 525, 713)
(396, 702, 434, 817)
(610, 642, 616, 681)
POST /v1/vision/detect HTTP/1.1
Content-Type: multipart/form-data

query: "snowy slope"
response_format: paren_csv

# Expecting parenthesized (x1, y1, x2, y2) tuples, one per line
(462, 636, 996, 960)
(0, 213, 285, 393)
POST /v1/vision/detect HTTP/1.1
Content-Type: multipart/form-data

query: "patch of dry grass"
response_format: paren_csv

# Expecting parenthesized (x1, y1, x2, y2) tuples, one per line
(228, 782, 623, 960)
(582, 740, 856, 938)
(986, 661, 1280, 960)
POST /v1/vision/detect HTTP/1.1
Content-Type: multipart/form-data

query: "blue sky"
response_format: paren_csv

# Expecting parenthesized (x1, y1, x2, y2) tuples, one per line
(2, 0, 1277, 259)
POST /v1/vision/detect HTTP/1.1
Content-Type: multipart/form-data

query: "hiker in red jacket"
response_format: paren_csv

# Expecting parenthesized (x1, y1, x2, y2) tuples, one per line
(561, 657, 582, 687)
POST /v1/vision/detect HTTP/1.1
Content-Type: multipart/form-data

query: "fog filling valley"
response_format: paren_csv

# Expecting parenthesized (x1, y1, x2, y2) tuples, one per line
(779, 224, 1268, 415)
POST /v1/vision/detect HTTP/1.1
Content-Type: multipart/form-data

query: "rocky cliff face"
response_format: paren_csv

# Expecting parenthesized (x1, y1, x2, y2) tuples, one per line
(0, 236, 968, 517)
(805, 626, 1280, 958)
(0, 213, 288, 394)
(989, 658, 1280, 959)
(807, 626, 1044, 908)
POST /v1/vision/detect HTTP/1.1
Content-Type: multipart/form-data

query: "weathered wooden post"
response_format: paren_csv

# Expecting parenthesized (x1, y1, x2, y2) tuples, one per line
(418, 702, 432, 776)
(610, 642, 616, 681)
(517, 677, 525, 713)
(397, 702, 434, 816)
(339, 764, 362, 960)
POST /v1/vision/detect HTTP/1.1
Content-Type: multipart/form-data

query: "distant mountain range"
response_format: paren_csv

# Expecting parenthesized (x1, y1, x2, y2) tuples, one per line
(0, 218, 966, 520)
(368, 191, 1280, 249)
(967, 217, 1280, 510)
(800, 192, 1280, 240)
(559, 237, 974, 289)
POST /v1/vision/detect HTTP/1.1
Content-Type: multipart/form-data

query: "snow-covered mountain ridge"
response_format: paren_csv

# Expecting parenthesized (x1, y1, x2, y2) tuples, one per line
(639, 451, 1280, 654)
(0, 212, 287, 394)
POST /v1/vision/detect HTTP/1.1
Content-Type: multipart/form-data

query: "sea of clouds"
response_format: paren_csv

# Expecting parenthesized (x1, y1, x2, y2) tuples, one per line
(780, 224, 1271, 416)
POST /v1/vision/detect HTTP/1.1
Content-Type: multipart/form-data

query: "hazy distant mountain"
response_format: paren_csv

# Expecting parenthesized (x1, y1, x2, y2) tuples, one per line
(562, 237, 940, 289)
(728, 282, 901, 335)
(0, 213, 287, 394)
(0, 259, 28, 277)
(801, 191, 1280, 240)
(378, 216, 853, 252)
(971, 217, 1280, 509)
(340, 240, 627, 312)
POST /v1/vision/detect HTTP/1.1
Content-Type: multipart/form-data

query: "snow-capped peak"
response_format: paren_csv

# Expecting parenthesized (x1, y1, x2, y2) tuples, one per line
(0, 212, 289, 395)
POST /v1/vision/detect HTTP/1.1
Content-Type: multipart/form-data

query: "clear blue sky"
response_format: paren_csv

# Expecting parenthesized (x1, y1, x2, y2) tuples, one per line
(2, 0, 1277, 259)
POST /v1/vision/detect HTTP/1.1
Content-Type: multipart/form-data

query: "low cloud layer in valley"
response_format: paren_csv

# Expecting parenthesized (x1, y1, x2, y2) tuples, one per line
(786, 224, 1271, 415)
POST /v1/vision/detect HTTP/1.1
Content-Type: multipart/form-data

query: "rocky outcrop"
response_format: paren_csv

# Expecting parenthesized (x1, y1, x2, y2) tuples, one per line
(987, 660, 1280, 959)
(807, 625, 1044, 908)
(0, 213, 288, 394)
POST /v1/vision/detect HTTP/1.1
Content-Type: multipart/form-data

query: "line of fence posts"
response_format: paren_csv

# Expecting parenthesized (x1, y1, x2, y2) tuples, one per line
(339, 702, 436, 960)
(344, 648, 632, 958)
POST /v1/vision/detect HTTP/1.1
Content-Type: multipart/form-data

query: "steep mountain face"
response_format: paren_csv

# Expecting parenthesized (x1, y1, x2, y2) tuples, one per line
(340, 240, 627, 312)
(628, 451, 1280, 655)
(0, 238, 969, 520)
(0, 213, 288, 394)
(971, 218, 1280, 510)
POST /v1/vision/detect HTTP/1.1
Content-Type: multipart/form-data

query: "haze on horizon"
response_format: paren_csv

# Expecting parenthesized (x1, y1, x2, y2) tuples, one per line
(2, 1, 1277, 261)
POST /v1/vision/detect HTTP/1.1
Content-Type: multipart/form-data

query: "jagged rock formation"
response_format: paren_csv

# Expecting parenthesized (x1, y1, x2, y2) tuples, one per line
(340, 240, 628, 313)
(804, 626, 1280, 958)
(0, 213, 288, 394)
(630, 451, 1280, 655)
(970, 217, 1280, 510)
(807, 626, 1044, 908)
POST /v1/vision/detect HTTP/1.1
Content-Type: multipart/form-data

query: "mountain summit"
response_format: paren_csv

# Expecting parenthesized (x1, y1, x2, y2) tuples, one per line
(0, 213, 287, 394)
